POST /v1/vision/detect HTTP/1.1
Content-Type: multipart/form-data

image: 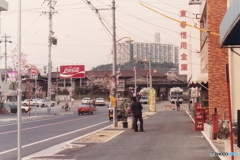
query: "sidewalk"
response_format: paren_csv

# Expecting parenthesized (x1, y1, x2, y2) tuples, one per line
(24, 101, 222, 160)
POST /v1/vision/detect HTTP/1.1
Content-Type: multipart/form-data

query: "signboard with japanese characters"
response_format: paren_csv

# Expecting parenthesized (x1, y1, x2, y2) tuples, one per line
(179, 9, 189, 75)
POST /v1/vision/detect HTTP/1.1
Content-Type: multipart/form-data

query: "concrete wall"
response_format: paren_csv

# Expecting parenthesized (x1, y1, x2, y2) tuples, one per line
(229, 48, 240, 122)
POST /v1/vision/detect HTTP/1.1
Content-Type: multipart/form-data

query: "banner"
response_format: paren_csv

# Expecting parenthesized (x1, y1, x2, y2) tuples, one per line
(60, 65, 85, 78)
(148, 89, 156, 112)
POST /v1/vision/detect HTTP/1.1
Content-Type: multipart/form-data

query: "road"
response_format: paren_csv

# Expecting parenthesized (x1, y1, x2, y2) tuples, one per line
(20, 101, 220, 160)
(0, 101, 150, 160)
(0, 102, 110, 160)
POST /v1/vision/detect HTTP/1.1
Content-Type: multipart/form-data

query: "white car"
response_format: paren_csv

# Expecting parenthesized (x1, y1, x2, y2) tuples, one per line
(81, 97, 92, 105)
(21, 105, 31, 113)
(36, 99, 49, 108)
(21, 99, 38, 106)
(95, 98, 105, 106)
(140, 96, 148, 104)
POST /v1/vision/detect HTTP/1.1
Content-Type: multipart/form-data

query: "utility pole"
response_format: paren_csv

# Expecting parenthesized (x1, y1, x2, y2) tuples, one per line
(17, 1, 22, 159)
(0, 34, 12, 82)
(43, 0, 57, 114)
(56, 67, 59, 96)
(112, 0, 118, 127)
(149, 53, 152, 89)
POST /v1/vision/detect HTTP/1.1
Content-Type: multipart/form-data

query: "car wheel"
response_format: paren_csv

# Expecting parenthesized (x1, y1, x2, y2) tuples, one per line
(81, 113, 83, 115)
(21, 109, 26, 113)
(41, 104, 45, 108)
(91, 112, 93, 115)
(51, 103, 55, 107)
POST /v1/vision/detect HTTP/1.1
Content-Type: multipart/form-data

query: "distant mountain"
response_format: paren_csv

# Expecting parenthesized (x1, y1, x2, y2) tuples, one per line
(91, 61, 177, 74)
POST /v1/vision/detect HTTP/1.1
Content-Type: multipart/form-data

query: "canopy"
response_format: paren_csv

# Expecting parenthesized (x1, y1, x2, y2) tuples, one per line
(188, 73, 208, 88)
(220, 0, 240, 47)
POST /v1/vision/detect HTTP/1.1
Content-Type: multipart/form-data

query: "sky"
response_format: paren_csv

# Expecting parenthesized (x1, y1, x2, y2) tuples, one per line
(0, 0, 196, 72)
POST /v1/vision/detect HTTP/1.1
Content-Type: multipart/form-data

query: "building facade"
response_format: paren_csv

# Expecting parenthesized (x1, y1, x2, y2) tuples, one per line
(201, 0, 228, 120)
(116, 42, 179, 65)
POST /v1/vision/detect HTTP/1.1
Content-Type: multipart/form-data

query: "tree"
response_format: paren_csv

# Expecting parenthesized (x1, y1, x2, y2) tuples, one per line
(86, 72, 110, 95)
(91, 61, 177, 73)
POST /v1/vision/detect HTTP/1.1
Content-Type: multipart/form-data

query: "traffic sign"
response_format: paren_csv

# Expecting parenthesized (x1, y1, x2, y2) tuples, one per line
(30, 67, 38, 75)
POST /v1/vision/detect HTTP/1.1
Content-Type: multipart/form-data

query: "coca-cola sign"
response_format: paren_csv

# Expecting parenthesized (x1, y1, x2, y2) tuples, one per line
(60, 65, 85, 78)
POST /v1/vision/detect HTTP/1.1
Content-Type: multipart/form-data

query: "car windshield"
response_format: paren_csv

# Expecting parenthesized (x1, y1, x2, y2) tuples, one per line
(96, 98, 103, 100)
(83, 98, 90, 100)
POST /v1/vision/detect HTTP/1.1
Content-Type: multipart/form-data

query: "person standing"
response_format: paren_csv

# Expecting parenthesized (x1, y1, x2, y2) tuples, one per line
(130, 97, 144, 132)
(176, 98, 180, 111)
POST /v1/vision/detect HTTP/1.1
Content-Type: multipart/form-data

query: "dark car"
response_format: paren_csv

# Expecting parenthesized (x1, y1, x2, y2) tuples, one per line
(78, 104, 93, 115)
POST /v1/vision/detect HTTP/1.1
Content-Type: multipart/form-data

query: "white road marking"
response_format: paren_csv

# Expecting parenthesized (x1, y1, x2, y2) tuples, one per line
(0, 120, 109, 156)
(22, 124, 114, 160)
(0, 115, 73, 127)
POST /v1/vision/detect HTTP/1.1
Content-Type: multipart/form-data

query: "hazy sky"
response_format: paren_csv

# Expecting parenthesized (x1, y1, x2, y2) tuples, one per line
(0, 0, 195, 71)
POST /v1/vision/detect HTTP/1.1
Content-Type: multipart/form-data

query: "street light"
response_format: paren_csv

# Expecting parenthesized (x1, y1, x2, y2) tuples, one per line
(17, 0, 22, 159)
(142, 53, 153, 89)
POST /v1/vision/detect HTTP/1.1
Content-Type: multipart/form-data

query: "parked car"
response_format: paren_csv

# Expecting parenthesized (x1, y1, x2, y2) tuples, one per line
(21, 105, 31, 113)
(21, 99, 38, 106)
(36, 99, 49, 108)
(81, 97, 92, 104)
(95, 98, 105, 106)
(140, 96, 148, 104)
(77, 104, 93, 115)
(43, 98, 56, 106)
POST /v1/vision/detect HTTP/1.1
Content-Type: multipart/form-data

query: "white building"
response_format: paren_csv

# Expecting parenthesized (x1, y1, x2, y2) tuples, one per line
(116, 42, 178, 65)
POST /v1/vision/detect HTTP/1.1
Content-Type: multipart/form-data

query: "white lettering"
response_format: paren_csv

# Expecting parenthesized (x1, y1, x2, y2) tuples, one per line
(63, 67, 80, 73)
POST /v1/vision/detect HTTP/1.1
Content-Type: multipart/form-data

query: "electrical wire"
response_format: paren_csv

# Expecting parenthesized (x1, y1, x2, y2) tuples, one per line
(139, 2, 220, 36)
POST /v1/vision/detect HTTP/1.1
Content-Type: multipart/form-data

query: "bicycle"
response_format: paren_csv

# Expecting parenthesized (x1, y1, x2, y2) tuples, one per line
(60, 103, 71, 112)
(65, 106, 71, 112)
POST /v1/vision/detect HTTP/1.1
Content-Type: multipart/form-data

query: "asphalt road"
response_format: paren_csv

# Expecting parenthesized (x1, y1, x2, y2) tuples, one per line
(0, 102, 113, 160)
(49, 101, 220, 160)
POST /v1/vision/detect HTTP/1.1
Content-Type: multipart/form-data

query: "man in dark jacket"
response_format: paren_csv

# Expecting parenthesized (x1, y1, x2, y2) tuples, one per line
(176, 98, 180, 111)
(130, 97, 144, 132)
